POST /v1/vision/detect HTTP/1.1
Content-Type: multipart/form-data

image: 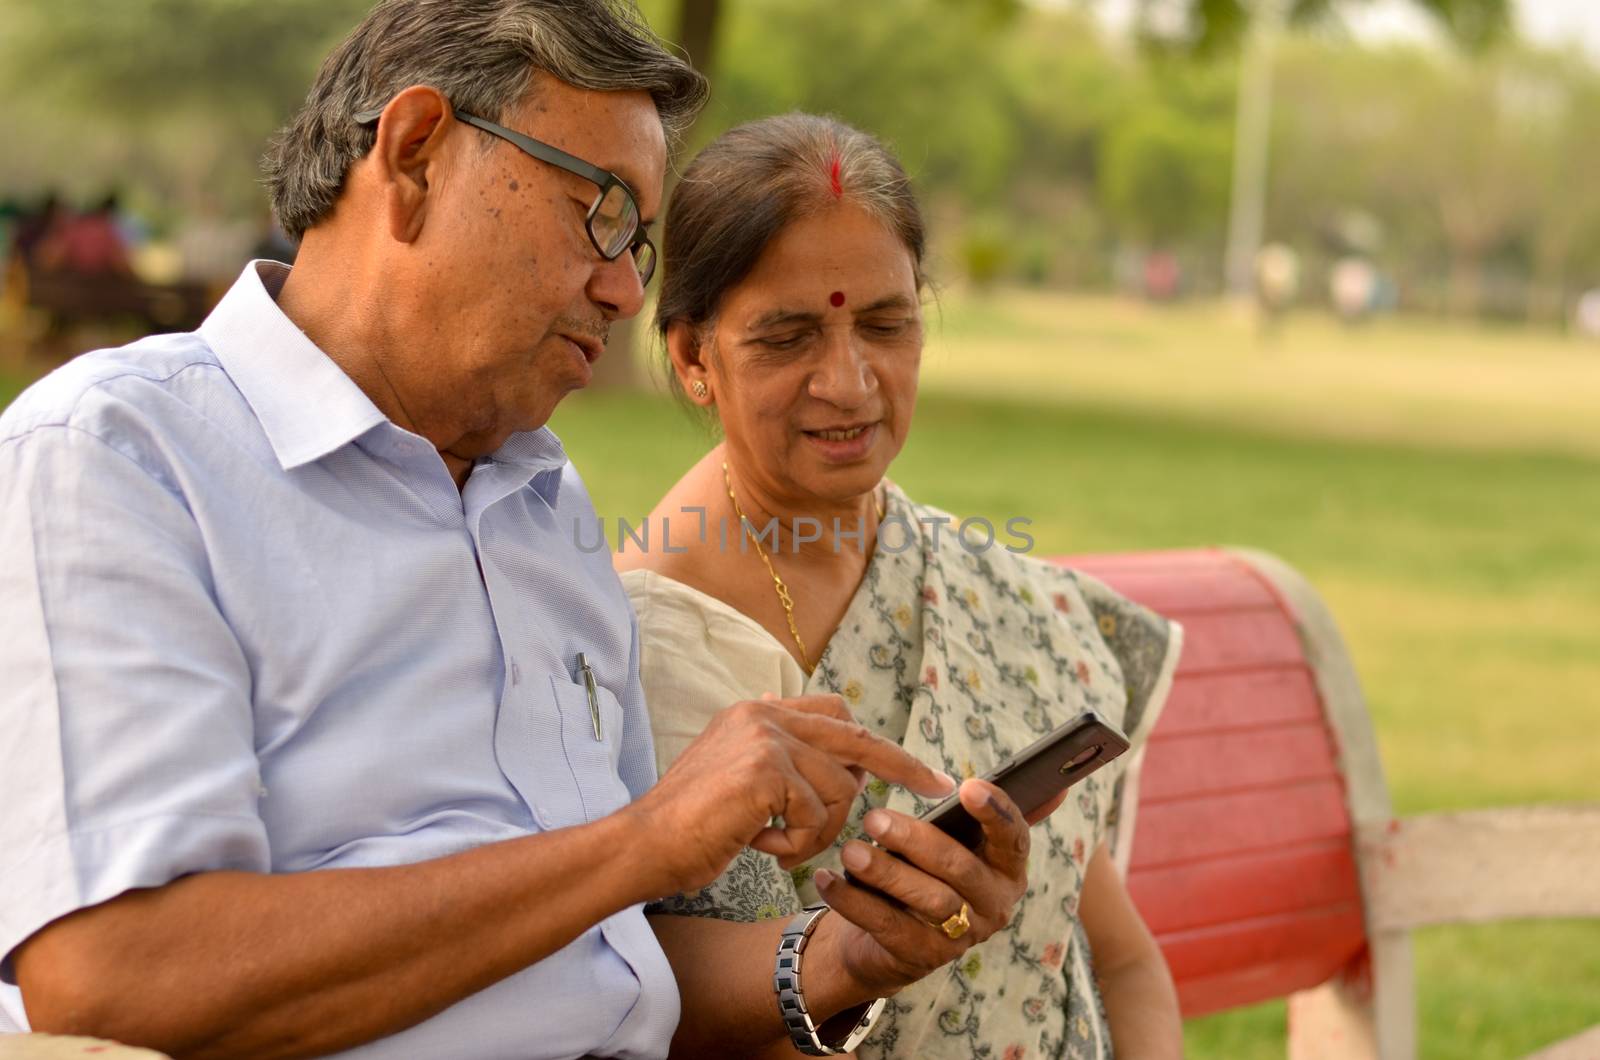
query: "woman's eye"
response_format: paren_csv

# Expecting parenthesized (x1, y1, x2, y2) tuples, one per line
(861, 319, 914, 337)
(757, 332, 810, 350)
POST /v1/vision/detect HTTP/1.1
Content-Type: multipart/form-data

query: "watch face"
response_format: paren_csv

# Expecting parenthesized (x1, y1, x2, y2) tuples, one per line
(839, 997, 889, 1050)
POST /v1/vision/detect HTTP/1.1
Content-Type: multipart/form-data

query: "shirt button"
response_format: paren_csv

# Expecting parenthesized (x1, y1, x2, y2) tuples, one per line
(510, 661, 521, 685)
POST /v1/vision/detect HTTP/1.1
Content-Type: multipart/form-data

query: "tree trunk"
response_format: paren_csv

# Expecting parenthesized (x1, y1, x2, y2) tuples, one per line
(1222, 0, 1288, 302)
(1447, 251, 1485, 320)
(1529, 230, 1571, 328)
(677, 0, 723, 72)
(591, 0, 723, 390)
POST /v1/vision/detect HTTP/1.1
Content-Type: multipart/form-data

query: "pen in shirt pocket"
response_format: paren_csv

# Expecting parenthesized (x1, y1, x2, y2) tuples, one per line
(576, 652, 602, 741)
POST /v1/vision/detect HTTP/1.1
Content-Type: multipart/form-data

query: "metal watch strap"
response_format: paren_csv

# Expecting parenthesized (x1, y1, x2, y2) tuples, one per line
(774, 904, 887, 1056)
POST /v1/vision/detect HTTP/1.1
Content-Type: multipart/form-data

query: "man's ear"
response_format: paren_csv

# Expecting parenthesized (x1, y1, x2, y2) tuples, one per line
(367, 85, 455, 244)
(666, 319, 715, 406)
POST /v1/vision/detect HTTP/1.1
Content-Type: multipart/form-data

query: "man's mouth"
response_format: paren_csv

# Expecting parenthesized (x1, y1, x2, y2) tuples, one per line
(560, 333, 604, 365)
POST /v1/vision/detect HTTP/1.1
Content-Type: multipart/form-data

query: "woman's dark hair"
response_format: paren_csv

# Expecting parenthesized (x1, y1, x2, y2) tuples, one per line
(655, 113, 927, 374)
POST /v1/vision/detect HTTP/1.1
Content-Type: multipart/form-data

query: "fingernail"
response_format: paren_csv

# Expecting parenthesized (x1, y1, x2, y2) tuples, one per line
(863, 810, 889, 838)
(939, 771, 958, 792)
(813, 868, 836, 887)
(841, 843, 869, 871)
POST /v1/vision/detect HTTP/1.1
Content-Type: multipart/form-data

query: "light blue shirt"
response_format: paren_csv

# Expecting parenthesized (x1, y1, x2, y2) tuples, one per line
(0, 262, 679, 1058)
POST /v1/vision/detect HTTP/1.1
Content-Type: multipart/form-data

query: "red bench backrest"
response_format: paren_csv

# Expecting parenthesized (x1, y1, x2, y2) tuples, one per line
(1059, 549, 1369, 1017)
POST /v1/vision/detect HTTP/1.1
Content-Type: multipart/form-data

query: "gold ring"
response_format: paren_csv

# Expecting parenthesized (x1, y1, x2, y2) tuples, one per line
(937, 903, 971, 940)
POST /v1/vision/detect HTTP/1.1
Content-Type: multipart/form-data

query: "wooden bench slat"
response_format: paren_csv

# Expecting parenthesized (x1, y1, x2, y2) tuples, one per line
(1129, 840, 1362, 935)
(1522, 1023, 1600, 1060)
(1068, 548, 1235, 574)
(1139, 721, 1343, 802)
(1178, 950, 1366, 1019)
(1160, 906, 1368, 1014)
(1078, 564, 1279, 613)
(1130, 779, 1352, 870)
(1156, 667, 1324, 734)
(1358, 806, 1600, 931)
(1173, 610, 1307, 673)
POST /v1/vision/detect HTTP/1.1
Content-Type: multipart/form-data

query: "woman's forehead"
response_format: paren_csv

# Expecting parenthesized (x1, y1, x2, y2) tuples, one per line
(726, 208, 918, 316)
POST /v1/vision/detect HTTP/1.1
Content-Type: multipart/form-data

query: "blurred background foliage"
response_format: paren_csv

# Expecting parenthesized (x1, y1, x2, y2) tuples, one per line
(2, 0, 1597, 322)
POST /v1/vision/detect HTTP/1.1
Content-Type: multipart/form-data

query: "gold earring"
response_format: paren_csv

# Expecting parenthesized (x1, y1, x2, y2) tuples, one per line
(690, 380, 709, 399)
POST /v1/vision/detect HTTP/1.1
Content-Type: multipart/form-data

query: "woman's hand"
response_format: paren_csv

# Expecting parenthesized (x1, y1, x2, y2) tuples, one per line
(626, 693, 956, 897)
(810, 778, 1032, 996)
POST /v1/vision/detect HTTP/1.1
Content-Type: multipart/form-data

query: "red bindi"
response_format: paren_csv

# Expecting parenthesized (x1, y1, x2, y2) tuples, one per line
(829, 291, 846, 308)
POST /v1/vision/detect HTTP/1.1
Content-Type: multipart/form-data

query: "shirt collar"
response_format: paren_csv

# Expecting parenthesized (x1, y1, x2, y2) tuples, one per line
(200, 261, 389, 471)
(485, 426, 572, 506)
(491, 426, 568, 474)
(201, 261, 575, 490)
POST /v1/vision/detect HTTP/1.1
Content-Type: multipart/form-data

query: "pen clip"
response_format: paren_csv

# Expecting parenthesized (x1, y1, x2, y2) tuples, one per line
(576, 652, 602, 742)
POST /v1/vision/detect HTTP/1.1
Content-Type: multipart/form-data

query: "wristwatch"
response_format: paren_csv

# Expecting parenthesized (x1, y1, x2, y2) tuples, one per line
(774, 904, 886, 1056)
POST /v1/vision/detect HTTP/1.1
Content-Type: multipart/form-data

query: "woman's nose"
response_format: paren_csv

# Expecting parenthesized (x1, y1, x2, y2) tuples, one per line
(809, 331, 876, 407)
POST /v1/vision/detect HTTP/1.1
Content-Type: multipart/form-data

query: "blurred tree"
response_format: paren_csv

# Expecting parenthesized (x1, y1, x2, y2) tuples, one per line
(1134, 0, 1512, 300)
(1523, 55, 1600, 325)
(0, 0, 369, 119)
(711, 0, 1023, 202)
(592, 0, 727, 389)
(0, 0, 368, 217)
(1135, 0, 1511, 55)
(1, 0, 1588, 327)
(1387, 61, 1533, 317)
(1100, 105, 1232, 250)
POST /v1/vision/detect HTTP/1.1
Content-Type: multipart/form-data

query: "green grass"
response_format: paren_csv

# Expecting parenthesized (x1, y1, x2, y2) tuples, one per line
(5, 293, 1598, 1058)
(0, 367, 28, 410)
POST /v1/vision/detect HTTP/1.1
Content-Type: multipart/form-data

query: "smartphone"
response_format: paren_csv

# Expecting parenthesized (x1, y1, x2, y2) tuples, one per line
(840, 711, 1129, 897)
(914, 711, 1129, 849)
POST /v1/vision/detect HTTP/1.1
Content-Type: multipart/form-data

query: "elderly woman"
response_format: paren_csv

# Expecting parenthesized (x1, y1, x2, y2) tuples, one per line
(615, 114, 1184, 1059)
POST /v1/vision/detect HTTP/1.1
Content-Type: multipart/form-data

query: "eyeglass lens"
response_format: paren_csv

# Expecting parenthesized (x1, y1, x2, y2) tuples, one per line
(631, 241, 656, 283)
(592, 184, 638, 258)
(591, 183, 653, 281)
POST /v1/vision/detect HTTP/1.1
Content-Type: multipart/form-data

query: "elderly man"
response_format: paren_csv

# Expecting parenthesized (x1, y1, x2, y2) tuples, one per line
(0, 1, 1039, 1058)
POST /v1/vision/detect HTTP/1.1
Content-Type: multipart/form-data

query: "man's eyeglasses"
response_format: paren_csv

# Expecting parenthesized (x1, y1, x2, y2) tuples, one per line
(353, 105, 656, 285)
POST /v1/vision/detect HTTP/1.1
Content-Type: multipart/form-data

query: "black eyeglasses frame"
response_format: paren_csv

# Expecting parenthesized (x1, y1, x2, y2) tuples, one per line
(353, 104, 656, 284)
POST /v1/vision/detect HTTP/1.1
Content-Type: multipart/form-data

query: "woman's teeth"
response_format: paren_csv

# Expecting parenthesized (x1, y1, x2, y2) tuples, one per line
(813, 426, 867, 441)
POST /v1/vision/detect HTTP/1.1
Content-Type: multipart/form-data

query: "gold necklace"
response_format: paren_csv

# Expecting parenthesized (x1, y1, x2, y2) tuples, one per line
(721, 461, 886, 674)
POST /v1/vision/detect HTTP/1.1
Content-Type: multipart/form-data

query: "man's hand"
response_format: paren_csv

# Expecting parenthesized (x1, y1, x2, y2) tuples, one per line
(810, 778, 1033, 997)
(626, 694, 955, 896)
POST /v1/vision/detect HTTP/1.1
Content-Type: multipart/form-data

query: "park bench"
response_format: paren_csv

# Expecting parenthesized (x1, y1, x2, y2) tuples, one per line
(1066, 547, 1600, 1060)
(3, 261, 211, 336)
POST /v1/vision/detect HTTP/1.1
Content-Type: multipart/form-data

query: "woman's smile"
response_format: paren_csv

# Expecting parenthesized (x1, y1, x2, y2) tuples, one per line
(802, 421, 878, 462)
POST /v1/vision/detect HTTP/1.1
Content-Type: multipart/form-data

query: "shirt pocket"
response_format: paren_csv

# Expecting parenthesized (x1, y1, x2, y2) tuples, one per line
(548, 674, 631, 829)
(494, 672, 631, 830)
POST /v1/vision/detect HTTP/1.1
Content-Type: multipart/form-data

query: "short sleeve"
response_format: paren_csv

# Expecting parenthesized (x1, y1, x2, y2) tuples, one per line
(0, 426, 269, 984)
(1072, 571, 1184, 873)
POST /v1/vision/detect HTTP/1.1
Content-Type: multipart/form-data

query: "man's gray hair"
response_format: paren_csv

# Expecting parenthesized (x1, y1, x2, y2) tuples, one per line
(262, 0, 708, 240)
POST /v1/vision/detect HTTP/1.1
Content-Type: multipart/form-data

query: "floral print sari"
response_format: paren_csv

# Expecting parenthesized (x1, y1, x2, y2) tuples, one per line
(634, 485, 1182, 1059)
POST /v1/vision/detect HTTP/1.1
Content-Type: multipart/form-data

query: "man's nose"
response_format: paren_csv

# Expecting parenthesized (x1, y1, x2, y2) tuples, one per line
(808, 330, 876, 408)
(587, 251, 647, 322)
